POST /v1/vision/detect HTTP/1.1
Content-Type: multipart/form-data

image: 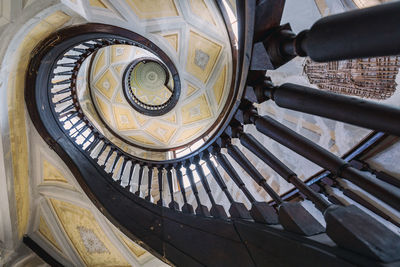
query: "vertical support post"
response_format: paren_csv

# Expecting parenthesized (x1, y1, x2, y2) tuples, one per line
(166, 165, 179, 210)
(185, 160, 210, 216)
(240, 109, 400, 211)
(145, 166, 153, 202)
(238, 129, 331, 212)
(101, 148, 114, 169)
(175, 163, 194, 214)
(194, 155, 227, 219)
(135, 164, 144, 197)
(125, 161, 135, 191)
(117, 157, 128, 184)
(156, 167, 164, 206)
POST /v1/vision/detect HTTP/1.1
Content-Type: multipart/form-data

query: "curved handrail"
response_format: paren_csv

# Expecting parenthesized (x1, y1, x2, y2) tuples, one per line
(24, 1, 400, 266)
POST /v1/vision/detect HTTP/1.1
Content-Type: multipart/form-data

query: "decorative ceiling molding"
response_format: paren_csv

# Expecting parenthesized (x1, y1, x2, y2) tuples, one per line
(28, 130, 167, 266)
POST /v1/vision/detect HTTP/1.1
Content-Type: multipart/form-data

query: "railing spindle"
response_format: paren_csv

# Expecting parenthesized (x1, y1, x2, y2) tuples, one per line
(145, 166, 153, 202)
(237, 108, 400, 211)
(166, 166, 179, 210)
(125, 161, 135, 190)
(157, 167, 164, 206)
(135, 165, 144, 197)
(194, 156, 227, 219)
(175, 163, 194, 214)
(262, 82, 400, 136)
(185, 161, 210, 216)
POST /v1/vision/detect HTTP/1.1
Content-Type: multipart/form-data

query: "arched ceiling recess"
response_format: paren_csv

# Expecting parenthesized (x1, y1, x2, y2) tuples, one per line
(73, 0, 234, 157)
(0, 2, 171, 265)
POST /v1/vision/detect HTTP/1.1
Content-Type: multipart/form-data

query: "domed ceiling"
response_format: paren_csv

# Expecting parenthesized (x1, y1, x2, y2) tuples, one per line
(86, 0, 233, 151)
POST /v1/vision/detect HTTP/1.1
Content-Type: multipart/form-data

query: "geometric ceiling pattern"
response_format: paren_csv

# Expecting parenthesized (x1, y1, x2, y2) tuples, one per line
(2, 1, 392, 266)
(86, 0, 232, 151)
(33, 145, 166, 266)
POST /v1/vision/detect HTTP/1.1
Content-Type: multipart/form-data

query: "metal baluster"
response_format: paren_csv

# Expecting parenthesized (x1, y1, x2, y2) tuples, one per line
(95, 142, 108, 161)
(82, 131, 95, 147)
(225, 139, 282, 205)
(59, 110, 78, 120)
(194, 156, 227, 219)
(165, 165, 179, 210)
(185, 161, 210, 216)
(145, 166, 153, 202)
(237, 108, 400, 211)
(53, 79, 72, 86)
(110, 153, 121, 174)
(125, 161, 135, 190)
(58, 104, 75, 115)
(174, 163, 194, 214)
(101, 148, 114, 169)
(117, 157, 128, 184)
(350, 159, 400, 189)
(203, 152, 234, 203)
(157, 167, 164, 206)
(73, 124, 89, 139)
(57, 63, 76, 68)
(237, 109, 400, 258)
(68, 118, 83, 131)
(260, 82, 400, 136)
(86, 136, 100, 154)
(52, 87, 72, 95)
(213, 147, 254, 220)
(135, 165, 144, 197)
(54, 70, 74, 76)
(54, 96, 73, 105)
(236, 127, 331, 212)
(72, 48, 87, 53)
(64, 55, 80, 60)
(214, 147, 256, 203)
(81, 42, 96, 49)
(318, 180, 350, 207)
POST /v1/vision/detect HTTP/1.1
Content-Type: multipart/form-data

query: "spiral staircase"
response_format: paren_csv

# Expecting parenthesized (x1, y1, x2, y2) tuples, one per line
(0, 0, 398, 266)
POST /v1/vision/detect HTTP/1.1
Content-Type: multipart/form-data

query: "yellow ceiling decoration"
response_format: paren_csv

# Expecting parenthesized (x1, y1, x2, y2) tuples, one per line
(145, 121, 177, 144)
(115, 91, 125, 104)
(125, 0, 179, 19)
(181, 94, 212, 124)
(43, 160, 68, 184)
(85, 1, 232, 151)
(164, 112, 176, 123)
(8, 10, 70, 239)
(175, 126, 204, 143)
(113, 106, 139, 131)
(213, 65, 226, 106)
(95, 95, 112, 124)
(89, 0, 107, 9)
(132, 85, 172, 106)
(93, 50, 106, 77)
(95, 69, 118, 100)
(186, 30, 222, 83)
(113, 65, 125, 76)
(39, 216, 63, 252)
(189, 0, 216, 25)
(129, 134, 156, 145)
(161, 33, 179, 52)
(120, 235, 147, 258)
(186, 83, 198, 98)
(50, 198, 130, 267)
(135, 112, 148, 126)
(111, 45, 132, 63)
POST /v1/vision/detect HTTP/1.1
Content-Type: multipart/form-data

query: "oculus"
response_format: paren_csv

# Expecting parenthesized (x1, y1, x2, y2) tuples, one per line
(123, 57, 180, 116)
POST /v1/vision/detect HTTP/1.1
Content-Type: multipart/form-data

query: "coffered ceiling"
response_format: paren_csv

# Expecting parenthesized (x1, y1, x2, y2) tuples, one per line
(82, 0, 233, 151)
